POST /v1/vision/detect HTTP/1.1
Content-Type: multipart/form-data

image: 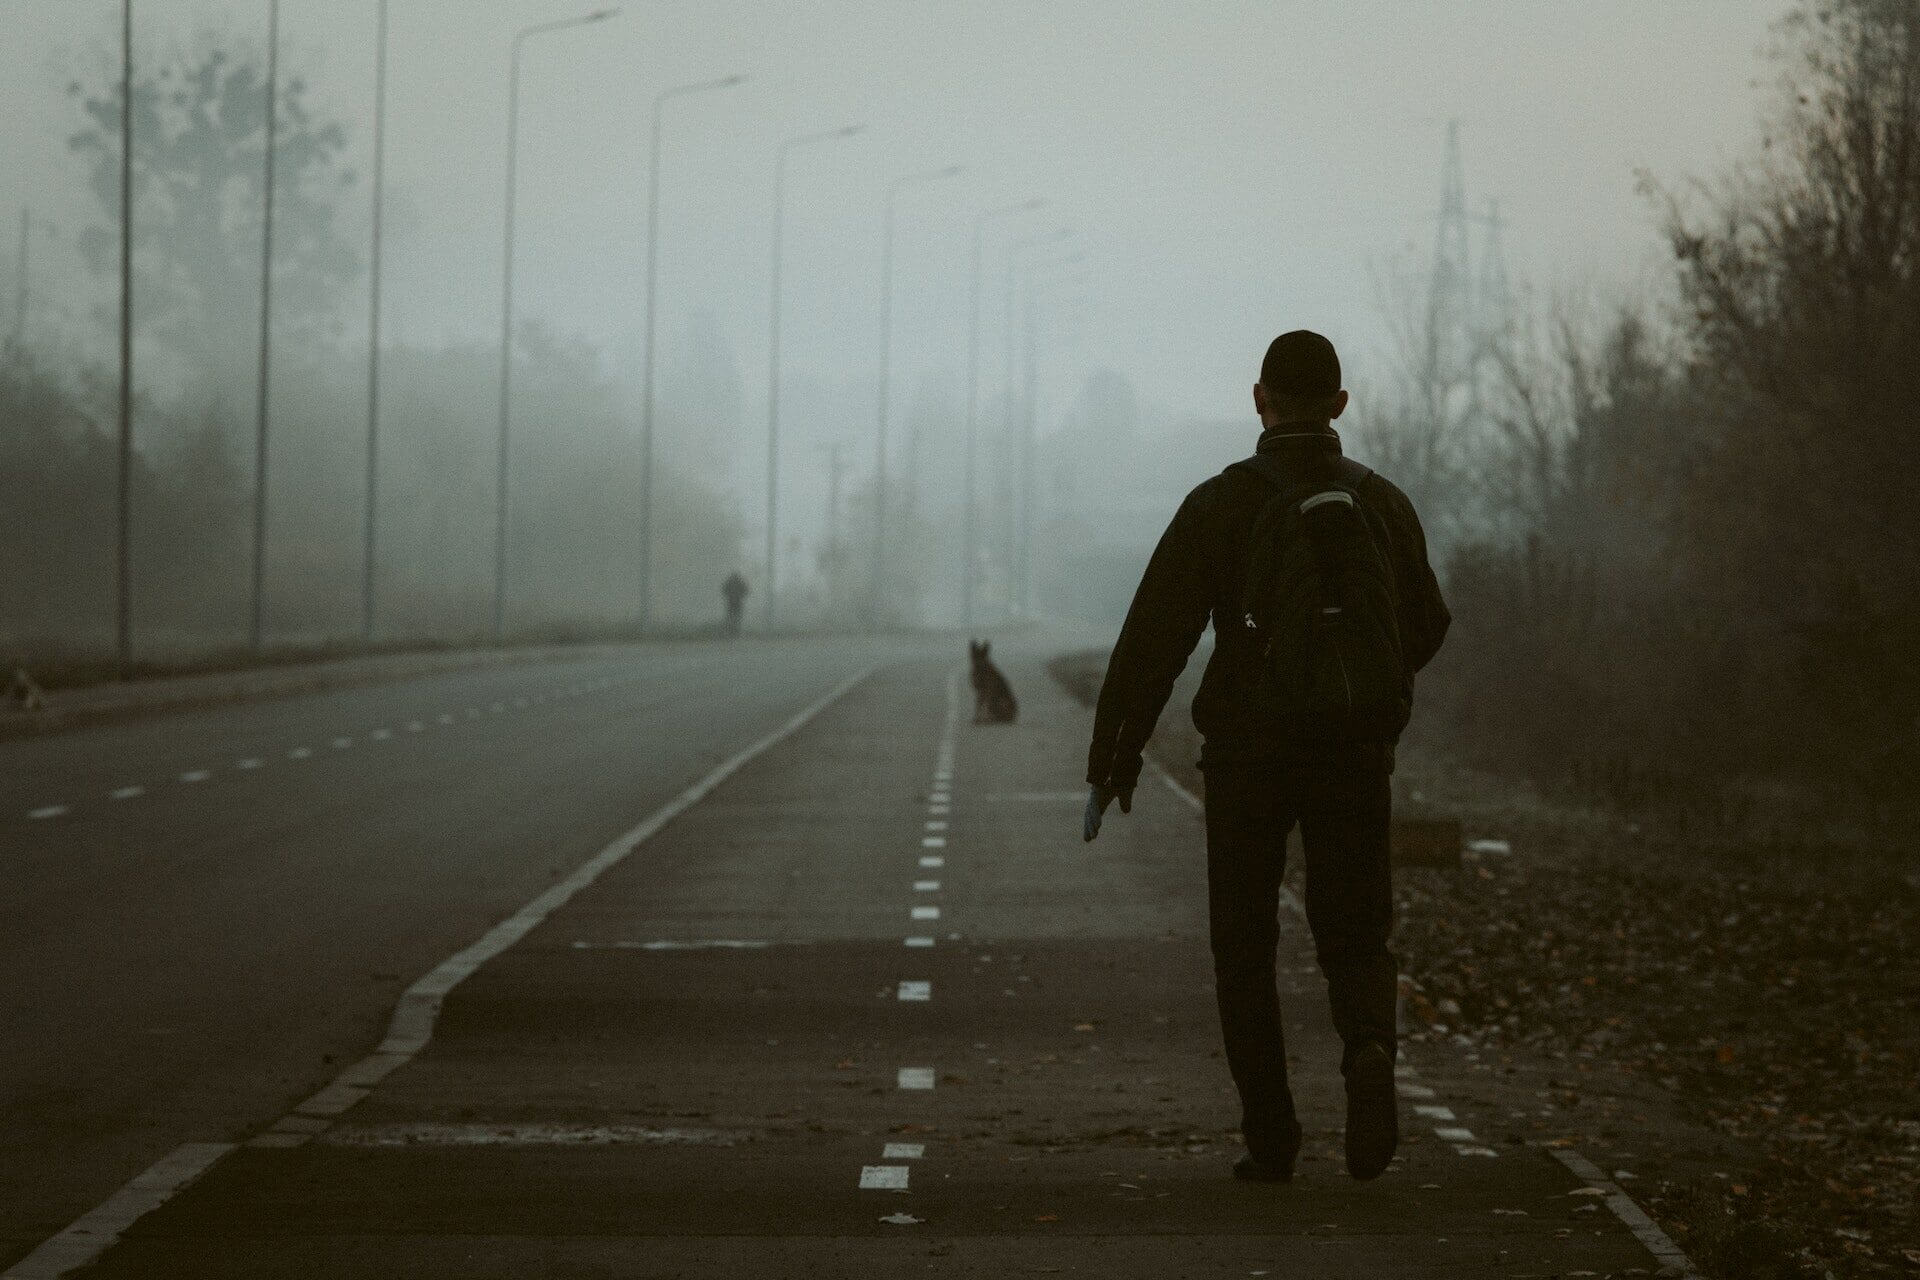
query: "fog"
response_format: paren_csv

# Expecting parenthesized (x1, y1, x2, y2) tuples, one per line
(3, 1, 1786, 653)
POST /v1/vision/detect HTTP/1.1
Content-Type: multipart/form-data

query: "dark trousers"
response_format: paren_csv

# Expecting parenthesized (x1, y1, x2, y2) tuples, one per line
(1202, 763, 1397, 1160)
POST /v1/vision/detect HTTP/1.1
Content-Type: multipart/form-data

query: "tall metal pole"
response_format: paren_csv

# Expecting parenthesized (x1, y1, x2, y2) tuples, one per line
(1016, 267, 1086, 615)
(995, 229, 1069, 616)
(115, 0, 134, 678)
(493, 9, 616, 645)
(869, 164, 961, 629)
(361, 0, 388, 645)
(12, 208, 26, 350)
(248, 0, 279, 655)
(961, 198, 1043, 630)
(638, 73, 743, 634)
(763, 123, 862, 632)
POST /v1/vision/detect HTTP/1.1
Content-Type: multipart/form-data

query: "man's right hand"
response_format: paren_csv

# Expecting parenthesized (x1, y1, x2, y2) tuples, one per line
(1082, 784, 1133, 842)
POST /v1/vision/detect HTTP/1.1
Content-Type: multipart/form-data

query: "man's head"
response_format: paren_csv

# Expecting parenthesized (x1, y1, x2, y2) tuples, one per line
(1255, 329, 1348, 429)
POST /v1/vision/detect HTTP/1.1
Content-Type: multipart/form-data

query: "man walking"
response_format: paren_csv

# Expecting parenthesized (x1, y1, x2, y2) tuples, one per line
(1081, 330, 1449, 1183)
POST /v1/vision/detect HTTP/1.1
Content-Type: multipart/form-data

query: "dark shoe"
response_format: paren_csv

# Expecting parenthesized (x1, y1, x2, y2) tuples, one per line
(1343, 1041, 1398, 1181)
(1232, 1152, 1295, 1183)
(1234, 1115, 1301, 1182)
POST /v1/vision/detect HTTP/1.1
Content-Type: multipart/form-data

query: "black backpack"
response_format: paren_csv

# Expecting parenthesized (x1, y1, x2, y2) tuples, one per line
(1232, 454, 1411, 743)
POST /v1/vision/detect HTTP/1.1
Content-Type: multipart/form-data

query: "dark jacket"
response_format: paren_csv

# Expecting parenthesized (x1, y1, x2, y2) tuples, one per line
(1085, 425, 1450, 792)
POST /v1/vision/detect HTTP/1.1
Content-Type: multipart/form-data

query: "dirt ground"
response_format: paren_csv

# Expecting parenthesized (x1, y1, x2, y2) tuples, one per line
(1051, 650, 1920, 1280)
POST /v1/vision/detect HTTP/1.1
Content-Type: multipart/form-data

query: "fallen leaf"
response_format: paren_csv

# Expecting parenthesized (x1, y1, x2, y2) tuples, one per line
(1033, 1213, 1058, 1222)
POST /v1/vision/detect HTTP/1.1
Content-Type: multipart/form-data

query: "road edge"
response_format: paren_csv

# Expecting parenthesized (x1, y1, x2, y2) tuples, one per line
(0, 665, 875, 1280)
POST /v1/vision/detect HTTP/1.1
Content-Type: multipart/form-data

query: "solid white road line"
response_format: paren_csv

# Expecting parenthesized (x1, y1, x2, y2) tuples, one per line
(897, 981, 931, 1001)
(897, 1067, 936, 1089)
(27, 805, 69, 820)
(1551, 1147, 1700, 1275)
(110, 786, 145, 801)
(858, 1165, 909, 1190)
(1, 1142, 235, 1280)
(882, 1142, 925, 1159)
(911, 906, 940, 921)
(6, 664, 876, 1279)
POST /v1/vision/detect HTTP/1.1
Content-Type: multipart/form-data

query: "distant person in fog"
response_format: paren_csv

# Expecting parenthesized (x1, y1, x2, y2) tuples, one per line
(1081, 330, 1450, 1184)
(722, 571, 749, 638)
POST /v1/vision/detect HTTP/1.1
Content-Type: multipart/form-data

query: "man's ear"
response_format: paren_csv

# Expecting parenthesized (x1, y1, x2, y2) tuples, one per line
(1328, 388, 1350, 420)
(1252, 382, 1267, 418)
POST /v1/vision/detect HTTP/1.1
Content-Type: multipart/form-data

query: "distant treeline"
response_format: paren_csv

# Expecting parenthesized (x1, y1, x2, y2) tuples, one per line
(1375, 0, 1920, 834)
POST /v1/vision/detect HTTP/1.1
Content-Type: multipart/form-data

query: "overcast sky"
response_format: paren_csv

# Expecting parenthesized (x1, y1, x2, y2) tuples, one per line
(4, 1, 1790, 431)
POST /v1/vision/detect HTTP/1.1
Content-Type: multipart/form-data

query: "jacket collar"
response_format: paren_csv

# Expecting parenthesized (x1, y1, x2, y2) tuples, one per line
(1255, 423, 1342, 456)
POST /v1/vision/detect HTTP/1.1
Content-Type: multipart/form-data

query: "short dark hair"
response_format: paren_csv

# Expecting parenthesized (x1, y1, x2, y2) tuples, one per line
(1261, 329, 1341, 400)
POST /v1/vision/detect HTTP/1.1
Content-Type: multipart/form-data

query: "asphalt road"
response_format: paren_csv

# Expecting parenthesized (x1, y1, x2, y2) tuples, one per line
(0, 636, 914, 1272)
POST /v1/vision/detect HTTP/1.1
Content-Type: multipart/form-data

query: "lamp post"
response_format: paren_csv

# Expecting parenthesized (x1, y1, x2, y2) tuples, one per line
(870, 162, 962, 628)
(637, 72, 745, 633)
(994, 228, 1071, 616)
(763, 122, 864, 632)
(115, 0, 133, 676)
(1015, 260, 1087, 615)
(493, 7, 617, 644)
(247, 0, 279, 654)
(361, 0, 389, 645)
(961, 197, 1044, 630)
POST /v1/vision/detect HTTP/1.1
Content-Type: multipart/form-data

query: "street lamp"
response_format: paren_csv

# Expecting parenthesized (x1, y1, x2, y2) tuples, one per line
(361, 0, 389, 645)
(1014, 258, 1088, 615)
(247, 0, 280, 654)
(763, 122, 864, 632)
(637, 72, 745, 633)
(870, 162, 963, 629)
(115, 0, 133, 676)
(961, 197, 1045, 630)
(492, 7, 617, 644)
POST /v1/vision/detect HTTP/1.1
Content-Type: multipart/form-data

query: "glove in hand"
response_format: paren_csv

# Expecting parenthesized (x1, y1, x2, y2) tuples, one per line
(1082, 784, 1133, 842)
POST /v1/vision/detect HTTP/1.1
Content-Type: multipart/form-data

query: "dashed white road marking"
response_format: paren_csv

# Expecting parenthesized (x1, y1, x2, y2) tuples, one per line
(440, 713, 456, 724)
(288, 746, 312, 759)
(331, 737, 354, 750)
(920, 836, 946, 848)
(913, 880, 940, 892)
(1435, 1126, 1476, 1142)
(6, 666, 876, 1279)
(369, 728, 392, 740)
(27, 805, 69, 820)
(882, 1142, 925, 1159)
(919, 855, 944, 868)
(1397, 1082, 1437, 1099)
(178, 770, 210, 784)
(924, 819, 948, 831)
(407, 721, 425, 732)
(489, 702, 504, 713)
(897, 1067, 936, 1090)
(904, 937, 935, 948)
(110, 786, 146, 801)
(236, 758, 264, 770)
(571, 939, 769, 951)
(897, 980, 931, 1001)
(1413, 1104, 1457, 1121)
(858, 1165, 910, 1190)
(910, 906, 940, 921)
(928, 791, 950, 804)
(927, 803, 950, 816)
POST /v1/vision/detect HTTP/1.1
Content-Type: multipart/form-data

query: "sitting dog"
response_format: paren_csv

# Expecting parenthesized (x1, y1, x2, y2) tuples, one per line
(968, 639, 1018, 724)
